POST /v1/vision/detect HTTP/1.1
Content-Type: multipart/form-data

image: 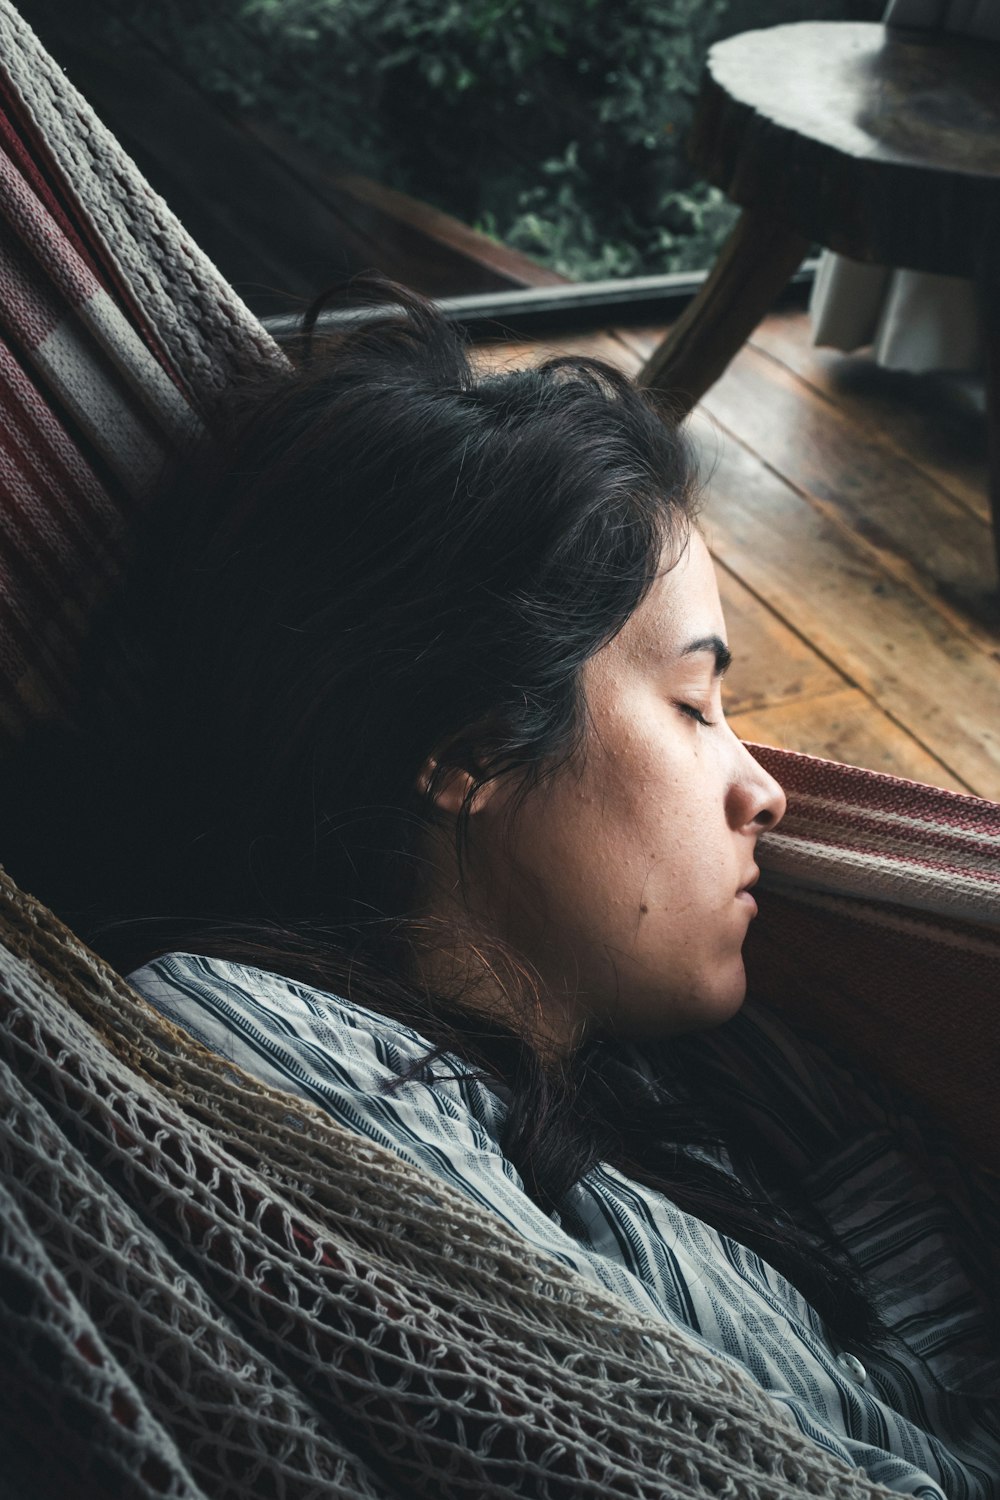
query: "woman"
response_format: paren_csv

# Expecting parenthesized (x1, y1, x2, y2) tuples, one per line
(11, 284, 998, 1495)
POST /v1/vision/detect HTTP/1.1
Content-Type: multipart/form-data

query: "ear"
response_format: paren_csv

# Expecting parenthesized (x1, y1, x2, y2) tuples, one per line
(416, 757, 500, 817)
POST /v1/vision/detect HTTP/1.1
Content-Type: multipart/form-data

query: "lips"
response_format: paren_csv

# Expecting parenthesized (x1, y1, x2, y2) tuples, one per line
(737, 867, 760, 917)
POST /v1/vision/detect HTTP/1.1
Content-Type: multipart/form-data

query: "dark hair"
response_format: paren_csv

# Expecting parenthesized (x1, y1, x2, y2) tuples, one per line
(5, 281, 885, 1349)
(121, 288, 693, 933)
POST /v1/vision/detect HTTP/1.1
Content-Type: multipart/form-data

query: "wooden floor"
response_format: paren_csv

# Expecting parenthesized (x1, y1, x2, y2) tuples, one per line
(477, 313, 1000, 801)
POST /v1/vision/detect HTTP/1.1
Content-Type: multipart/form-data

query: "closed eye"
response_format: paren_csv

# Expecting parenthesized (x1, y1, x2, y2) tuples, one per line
(677, 702, 715, 727)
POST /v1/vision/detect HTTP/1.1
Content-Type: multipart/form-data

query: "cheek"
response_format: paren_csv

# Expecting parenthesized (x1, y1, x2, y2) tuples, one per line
(513, 751, 689, 929)
(485, 769, 621, 940)
(480, 748, 750, 1036)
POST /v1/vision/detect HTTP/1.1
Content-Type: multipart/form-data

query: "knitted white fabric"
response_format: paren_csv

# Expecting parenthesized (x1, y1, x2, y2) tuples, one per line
(0, 0, 285, 414)
(0, 0, 288, 745)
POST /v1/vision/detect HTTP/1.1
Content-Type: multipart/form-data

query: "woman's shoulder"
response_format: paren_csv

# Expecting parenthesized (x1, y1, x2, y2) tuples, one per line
(126, 949, 461, 1085)
(127, 948, 523, 1198)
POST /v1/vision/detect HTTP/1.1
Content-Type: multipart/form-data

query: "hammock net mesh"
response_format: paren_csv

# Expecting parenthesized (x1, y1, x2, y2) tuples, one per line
(3, 863, 928, 1498)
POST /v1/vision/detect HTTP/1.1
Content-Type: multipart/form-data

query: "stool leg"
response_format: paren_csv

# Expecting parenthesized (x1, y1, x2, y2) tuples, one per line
(638, 207, 811, 417)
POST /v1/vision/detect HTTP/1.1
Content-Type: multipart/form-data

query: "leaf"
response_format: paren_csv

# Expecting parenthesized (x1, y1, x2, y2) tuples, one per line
(113, 0, 826, 279)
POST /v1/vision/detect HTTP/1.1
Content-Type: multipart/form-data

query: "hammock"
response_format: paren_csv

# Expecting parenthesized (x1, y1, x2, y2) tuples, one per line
(0, 3, 997, 1494)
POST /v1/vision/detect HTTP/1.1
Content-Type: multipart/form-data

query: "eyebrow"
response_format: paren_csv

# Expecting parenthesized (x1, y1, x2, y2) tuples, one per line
(679, 634, 732, 676)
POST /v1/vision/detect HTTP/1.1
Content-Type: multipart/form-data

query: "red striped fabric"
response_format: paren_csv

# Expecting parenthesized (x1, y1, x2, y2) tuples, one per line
(746, 744, 1000, 1170)
(0, 0, 285, 747)
(0, 133, 153, 738)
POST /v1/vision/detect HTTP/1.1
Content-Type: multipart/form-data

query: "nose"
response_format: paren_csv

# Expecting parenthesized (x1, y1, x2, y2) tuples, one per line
(752, 762, 787, 832)
(727, 738, 787, 834)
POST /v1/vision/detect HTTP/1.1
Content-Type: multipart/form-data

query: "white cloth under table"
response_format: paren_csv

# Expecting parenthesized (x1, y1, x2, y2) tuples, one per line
(809, 0, 999, 376)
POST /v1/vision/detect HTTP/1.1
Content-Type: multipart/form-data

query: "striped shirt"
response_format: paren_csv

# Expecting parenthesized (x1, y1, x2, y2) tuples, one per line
(129, 951, 1000, 1497)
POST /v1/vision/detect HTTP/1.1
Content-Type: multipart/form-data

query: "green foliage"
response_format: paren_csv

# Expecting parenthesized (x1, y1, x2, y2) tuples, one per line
(119, 0, 870, 279)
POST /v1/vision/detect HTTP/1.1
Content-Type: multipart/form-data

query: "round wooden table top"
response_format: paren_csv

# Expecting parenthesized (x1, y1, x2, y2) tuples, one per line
(690, 21, 1000, 277)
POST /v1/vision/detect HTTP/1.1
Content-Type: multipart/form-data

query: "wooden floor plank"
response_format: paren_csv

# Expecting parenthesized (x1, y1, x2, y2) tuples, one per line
(714, 563, 846, 715)
(472, 331, 634, 373)
(474, 325, 999, 795)
(748, 309, 989, 527)
(728, 687, 968, 791)
(626, 330, 1000, 641)
(690, 410, 999, 797)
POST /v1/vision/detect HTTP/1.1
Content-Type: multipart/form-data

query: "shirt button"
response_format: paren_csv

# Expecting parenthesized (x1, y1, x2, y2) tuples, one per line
(836, 1351, 868, 1385)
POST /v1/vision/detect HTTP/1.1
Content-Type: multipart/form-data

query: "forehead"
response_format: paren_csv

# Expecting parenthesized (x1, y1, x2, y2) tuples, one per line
(607, 530, 725, 670)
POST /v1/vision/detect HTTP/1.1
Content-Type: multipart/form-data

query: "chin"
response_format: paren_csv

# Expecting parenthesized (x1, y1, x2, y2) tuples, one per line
(613, 962, 748, 1040)
(698, 976, 748, 1029)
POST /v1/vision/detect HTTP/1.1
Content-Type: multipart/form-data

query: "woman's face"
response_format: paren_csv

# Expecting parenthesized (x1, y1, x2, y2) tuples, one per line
(465, 530, 787, 1046)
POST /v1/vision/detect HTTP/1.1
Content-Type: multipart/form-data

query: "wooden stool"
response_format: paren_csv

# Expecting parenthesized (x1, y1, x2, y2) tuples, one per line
(639, 21, 1000, 576)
